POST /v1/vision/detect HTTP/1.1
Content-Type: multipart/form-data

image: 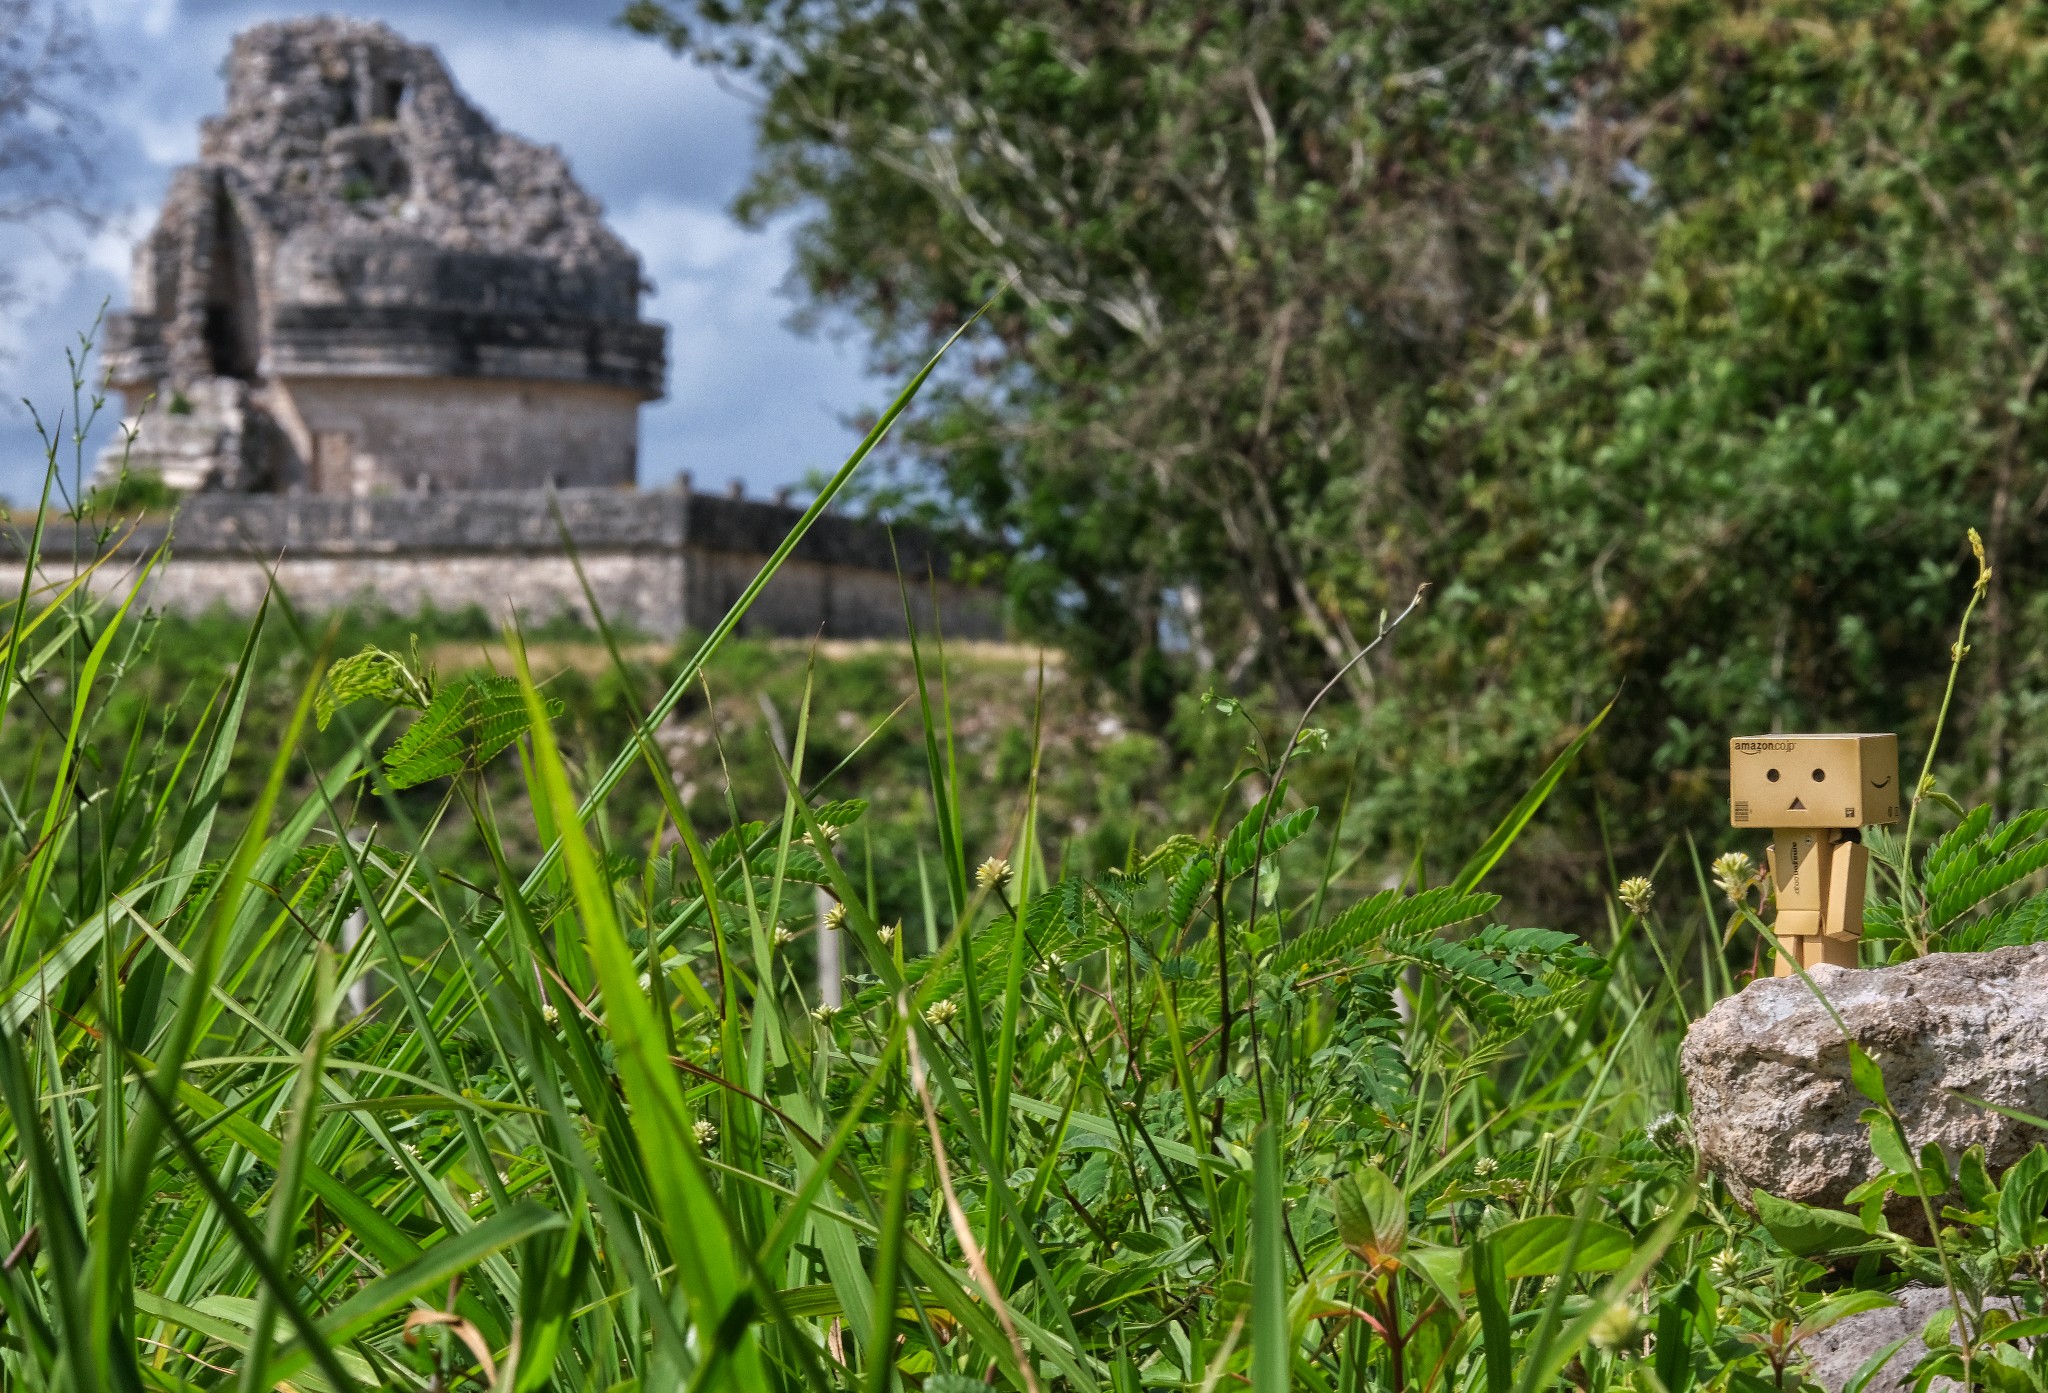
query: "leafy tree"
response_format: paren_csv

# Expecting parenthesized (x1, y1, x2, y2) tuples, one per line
(629, 0, 2048, 885)
(1429, 1, 2048, 862)
(626, 0, 1626, 713)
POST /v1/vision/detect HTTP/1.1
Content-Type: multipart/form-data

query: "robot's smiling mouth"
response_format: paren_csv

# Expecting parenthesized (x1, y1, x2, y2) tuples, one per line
(1871, 776, 1893, 788)
(1788, 797, 1807, 811)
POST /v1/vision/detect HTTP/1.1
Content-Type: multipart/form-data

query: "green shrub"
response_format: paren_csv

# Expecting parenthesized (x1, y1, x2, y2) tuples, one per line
(0, 331, 2039, 1392)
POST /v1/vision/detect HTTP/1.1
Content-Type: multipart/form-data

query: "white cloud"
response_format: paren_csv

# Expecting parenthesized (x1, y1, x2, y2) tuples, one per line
(83, 0, 177, 38)
(612, 194, 875, 489)
(129, 111, 202, 167)
(616, 198, 756, 281)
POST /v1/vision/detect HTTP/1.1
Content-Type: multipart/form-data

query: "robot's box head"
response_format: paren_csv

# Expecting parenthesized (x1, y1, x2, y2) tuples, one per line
(1729, 733, 1900, 829)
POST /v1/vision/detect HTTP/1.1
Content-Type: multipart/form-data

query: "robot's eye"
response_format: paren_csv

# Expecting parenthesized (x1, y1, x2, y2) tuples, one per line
(1812, 768, 1826, 782)
(1766, 768, 1780, 782)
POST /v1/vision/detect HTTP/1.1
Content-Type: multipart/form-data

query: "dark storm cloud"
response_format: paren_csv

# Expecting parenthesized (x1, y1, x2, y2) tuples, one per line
(0, 0, 874, 502)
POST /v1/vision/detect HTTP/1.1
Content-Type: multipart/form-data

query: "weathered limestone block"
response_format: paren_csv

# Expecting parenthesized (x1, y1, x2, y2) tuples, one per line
(1799, 1285, 2022, 1393)
(1680, 944, 2048, 1218)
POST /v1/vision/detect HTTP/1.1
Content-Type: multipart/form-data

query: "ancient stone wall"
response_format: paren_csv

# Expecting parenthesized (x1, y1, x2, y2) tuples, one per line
(1, 490, 1003, 641)
(269, 377, 642, 492)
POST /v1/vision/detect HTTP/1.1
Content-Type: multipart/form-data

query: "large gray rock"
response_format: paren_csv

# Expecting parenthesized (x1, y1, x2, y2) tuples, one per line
(1680, 944, 2048, 1224)
(1799, 1285, 2019, 1393)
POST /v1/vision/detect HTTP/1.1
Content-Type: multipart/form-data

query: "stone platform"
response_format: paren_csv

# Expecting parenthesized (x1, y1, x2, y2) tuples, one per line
(4, 488, 1003, 641)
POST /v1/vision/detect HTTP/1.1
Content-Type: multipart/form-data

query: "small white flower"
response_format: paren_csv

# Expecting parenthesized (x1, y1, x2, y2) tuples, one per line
(1647, 1112, 1690, 1154)
(1712, 851, 1758, 904)
(924, 999, 960, 1027)
(1474, 1156, 1499, 1179)
(1618, 876, 1654, 916)
(638, 971, 653, 993)
(811, 1002, 840, 1024)
(693, 1118, 719, 1148)
(878, 923, 899, 948)
(823, 901, 848, 931)
(540, 1003, 560, 1027)
(1710, 1248, 1742, 1283)
(467, 1191, 484, 1208)
(1587, 1302, 1640, 1352)
(773, 926, 796, 947)
(975, 857, 1012, 891)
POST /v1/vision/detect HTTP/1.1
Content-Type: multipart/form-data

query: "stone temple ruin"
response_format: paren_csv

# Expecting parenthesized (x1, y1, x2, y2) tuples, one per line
(74, 18, 998, 640)
(104, 17, 662, 494)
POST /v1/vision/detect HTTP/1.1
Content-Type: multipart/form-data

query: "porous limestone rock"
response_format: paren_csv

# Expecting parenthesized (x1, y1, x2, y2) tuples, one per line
(1680, 944, 2048, 1220)
(1799, 1285, 2021, 1393)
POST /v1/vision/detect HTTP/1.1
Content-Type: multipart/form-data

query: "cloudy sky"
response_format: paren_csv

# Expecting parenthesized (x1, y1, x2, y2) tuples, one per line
(0, 0, 880, 503)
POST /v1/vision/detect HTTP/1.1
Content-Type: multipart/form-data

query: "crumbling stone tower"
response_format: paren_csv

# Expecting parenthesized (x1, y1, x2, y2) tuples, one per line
(102, 17, 665, 493)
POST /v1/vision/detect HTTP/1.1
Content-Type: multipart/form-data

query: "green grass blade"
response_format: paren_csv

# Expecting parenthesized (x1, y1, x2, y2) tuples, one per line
(1471, 1234, 1513, 1393)
(509, 629, 764, 1387)
(1251, 1121, 1290, 1393)
(263, 1204, 566, 1384)
(1452, 694, 1616, 893)
(863, 1113, 914, 1393)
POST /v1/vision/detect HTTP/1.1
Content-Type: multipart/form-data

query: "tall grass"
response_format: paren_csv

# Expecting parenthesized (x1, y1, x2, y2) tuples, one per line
(0, 346, 2045, 1393)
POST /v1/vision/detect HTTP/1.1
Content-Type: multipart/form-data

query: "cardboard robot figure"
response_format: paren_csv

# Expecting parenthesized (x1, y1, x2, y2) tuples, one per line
(1728, 734, 1901, 976)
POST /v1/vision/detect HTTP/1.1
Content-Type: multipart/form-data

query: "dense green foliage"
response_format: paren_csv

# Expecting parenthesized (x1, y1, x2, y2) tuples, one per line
(13, 5, 2048, 1386)
(624, 0, 2048, 894)
(4, 411, 2048, 1392)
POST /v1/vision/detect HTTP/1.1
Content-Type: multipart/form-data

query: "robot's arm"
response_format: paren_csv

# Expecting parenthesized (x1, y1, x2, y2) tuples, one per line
(1823, 834, 1869, 941)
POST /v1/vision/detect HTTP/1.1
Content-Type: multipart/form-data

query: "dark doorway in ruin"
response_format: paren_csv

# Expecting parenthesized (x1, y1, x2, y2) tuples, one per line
(372, 79, 405, 120)
(202, 188, 259, 380)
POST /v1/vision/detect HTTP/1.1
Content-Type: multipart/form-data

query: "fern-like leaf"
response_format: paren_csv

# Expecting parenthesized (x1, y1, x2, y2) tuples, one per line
(1984, 892, 2048, 949)
(382, 674, 565, 789)
(1924, 807, 2048, 929)
(1139, 833, 1204, 882)
(1922, 804, 1996, 889)
(1275, 886, 1498, 977)
(1166, 852, 1214, 929)
(315, 646, 419, 729)
(1220, 784, 1317, 878)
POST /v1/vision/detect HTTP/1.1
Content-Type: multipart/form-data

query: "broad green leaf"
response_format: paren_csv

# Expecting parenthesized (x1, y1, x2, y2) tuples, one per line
(1957, 1146, 1995, 1210)
(1406, 1244, 1466, 1320)
(1654, 1276, 1704, 1393)
(1514, 1187, 1696, 1393)
(1862, 1108, 1916, 1176)
(1752, 1190, 1869, 1257)
(1984, 1316, 2048, 1345)
(1332, 1165, 1407, 1264)
(1794, 1290, 1896, 1341)
(1998, 1145, 2048, 1252)
(1849, 1042, 1889, 1108)
(1916, 1142, 1950, 1195)
(1480, 1214, 1632, 1278)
